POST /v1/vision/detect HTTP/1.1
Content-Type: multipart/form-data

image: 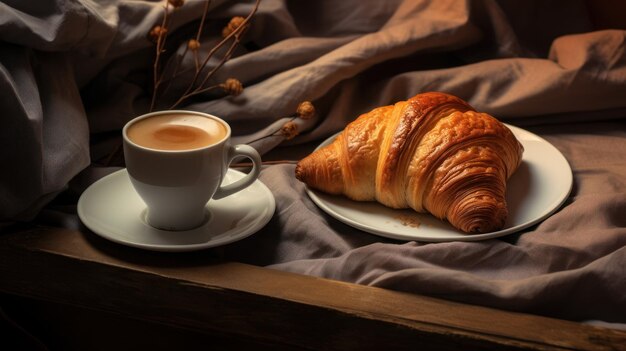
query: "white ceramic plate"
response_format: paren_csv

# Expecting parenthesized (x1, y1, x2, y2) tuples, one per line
(305, 125, 573, 242)
(78, 168, 275, 252)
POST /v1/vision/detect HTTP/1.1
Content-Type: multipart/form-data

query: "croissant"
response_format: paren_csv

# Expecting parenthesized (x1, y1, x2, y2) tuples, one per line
(295, 92, 524, 234)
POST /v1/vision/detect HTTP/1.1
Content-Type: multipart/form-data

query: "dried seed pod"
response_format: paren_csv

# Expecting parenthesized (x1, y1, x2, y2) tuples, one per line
(221, 78, 243, 96)
(149, 25, 168, 42)
(280, 121, 299, 140)
(222, 16, 246, 37)
(297, 101, 315, 119)
(187, 39, 200, 50)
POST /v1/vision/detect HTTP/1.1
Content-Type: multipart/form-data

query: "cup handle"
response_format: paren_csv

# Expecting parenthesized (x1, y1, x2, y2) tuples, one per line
(212, 144, 262, 200)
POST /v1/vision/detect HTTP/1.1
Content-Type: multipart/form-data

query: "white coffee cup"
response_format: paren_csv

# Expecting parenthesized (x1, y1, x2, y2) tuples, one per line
(122, 110, 262, 231)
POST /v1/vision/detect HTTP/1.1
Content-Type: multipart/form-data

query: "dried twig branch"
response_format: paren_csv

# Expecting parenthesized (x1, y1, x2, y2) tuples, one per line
(169, 2, 259, 109)
(194, 0, 211, 72)
(149, 1, 173, 111)
(156, 0, 208, 99)
(244, 101, 316, 145)
(148, 0, 261, 112)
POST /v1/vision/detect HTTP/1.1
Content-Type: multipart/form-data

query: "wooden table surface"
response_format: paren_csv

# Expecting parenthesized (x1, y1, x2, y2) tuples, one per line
(1, 225, 625, 350)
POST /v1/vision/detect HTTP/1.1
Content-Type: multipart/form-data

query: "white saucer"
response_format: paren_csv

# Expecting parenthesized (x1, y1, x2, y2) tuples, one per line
(78, 168, 275, 252)
(306, 124, 573, 242)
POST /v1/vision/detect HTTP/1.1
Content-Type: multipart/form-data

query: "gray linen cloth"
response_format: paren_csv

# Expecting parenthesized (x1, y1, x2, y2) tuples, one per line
(1, 0, 625, 327)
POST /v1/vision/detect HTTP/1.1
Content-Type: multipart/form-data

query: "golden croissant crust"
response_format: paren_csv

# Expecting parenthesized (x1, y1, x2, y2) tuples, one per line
(295, 92, 524, 234)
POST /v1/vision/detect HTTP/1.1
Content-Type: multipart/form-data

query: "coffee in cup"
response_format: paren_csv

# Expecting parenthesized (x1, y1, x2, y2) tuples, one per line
(123, 110, 262, 231)
(126, 113, 227, 151)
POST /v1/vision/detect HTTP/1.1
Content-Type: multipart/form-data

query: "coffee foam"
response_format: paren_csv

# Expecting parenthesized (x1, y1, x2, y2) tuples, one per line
(127, 114, 227, 151)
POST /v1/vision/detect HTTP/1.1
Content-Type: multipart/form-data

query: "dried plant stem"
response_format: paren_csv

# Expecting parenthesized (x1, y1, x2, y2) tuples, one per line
(168, 32, 242, 109)
(159, 45, 189, 97)
(168, 0, 260, 109)
(190, 84, 221, 95)
(149, 0, 212, 111)
(196, 0, 211, 42)
(149, 2, 172, 112)
(162, 0, 211, 85)
(149, 0, 260, 111)
(244, 117, 297, 145)
(158, 0, 210, 98)
(196, 28, 244, 89)
(193, 0, 211, 72)
(194, 49, 200, 71)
